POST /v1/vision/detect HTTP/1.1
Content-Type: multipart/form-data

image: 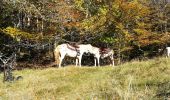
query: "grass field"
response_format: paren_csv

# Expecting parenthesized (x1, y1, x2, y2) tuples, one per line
(0, 57, 170, 100)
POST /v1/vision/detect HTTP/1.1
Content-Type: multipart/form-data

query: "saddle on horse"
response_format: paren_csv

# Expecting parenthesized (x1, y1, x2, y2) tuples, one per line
(67, 43, 80, 56)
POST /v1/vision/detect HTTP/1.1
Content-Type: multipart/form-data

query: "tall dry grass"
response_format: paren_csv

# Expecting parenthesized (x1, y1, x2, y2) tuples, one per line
(0, 57, 170, 100)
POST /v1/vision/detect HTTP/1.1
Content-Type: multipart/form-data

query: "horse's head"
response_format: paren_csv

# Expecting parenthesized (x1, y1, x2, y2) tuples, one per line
(100, 49, 113, 59)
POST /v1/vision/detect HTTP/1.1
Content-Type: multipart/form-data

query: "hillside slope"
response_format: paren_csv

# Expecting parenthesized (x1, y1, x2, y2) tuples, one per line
(0, 57, 170, 100)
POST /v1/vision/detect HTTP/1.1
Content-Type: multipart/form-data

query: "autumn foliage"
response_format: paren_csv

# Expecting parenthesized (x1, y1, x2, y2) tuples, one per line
(0, 0, 170, 62)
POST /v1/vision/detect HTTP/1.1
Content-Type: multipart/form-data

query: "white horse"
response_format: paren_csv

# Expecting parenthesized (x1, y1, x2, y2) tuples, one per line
(166, 47, 170, 57)
(54, 43, 92, 68)
(89, 46, 114, 67)
(88, 46, 100, 67)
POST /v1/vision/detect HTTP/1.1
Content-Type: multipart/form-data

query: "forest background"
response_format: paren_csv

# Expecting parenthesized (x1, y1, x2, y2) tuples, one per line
(0, 0, 170, 67)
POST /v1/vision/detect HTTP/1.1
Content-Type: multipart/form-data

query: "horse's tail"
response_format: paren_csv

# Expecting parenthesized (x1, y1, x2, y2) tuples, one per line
(54, 46, 60, 66)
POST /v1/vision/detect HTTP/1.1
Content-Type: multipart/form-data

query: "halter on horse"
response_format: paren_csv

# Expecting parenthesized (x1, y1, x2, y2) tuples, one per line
(54, 43, 92, 67)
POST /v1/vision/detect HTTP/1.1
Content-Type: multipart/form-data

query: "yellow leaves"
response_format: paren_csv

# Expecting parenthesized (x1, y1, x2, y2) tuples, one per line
(137, 22, 145, 28)
(80, 17, 94, 31)
(2, 27, 37, 40)
(98, 6, 108, 16)
(116, 22, 132, 38)
(117, 0, 150, 21)
(111, 4, 121, 19)
(80, 15, 106, 32)
(160, 32, 170, 44)
(116, 23, 124, 30)
(121, 46, 133, 52)
(121, 1, 138, 13)
(133, 29, 150, 46)
(134, 29, 149, 35)
(124, 30, 132, 41)
(138, 6, 150, 17)
(133, 29, 166, 46)
(74, 0, 85, 12)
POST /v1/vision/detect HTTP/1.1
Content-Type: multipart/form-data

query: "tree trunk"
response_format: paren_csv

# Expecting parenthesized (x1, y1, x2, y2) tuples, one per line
(41, 19, 44, 36)
(37, 17, 39, 32)
(27, 15, 30, 26)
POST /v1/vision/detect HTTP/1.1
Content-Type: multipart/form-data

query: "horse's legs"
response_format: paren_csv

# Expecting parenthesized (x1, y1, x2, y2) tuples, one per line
(59, 54, 65, 68)
(94, 58, 96, 67)
(97, 57, 100, 67)
(94, 55, 100, 67)
(79, 54, 83, 67)
(76, 58, 79, 66)
(109, 58, 114, 66)
(58, 57, 62, 68)
(109, 56, 112, 66)
(112, 58, 114, 67)
(110, 54, 114, 67)
(95, 54, 100, 67)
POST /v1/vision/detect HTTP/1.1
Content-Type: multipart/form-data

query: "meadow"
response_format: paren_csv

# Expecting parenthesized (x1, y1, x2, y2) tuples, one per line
(0, 57, 170, 100)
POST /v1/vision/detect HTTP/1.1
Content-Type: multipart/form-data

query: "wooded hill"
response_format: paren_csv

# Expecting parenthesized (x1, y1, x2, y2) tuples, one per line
(0, 0, 170, 65)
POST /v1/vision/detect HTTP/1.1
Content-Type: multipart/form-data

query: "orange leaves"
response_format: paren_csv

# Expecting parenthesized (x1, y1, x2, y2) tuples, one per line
(160, 32, 170, 44)
(133, 29, 152, 46)
(68, 9, 84, 21)
(117, 0, 150, 21)
(133, 29, 166, 47)
(64, 22, 81, 28)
